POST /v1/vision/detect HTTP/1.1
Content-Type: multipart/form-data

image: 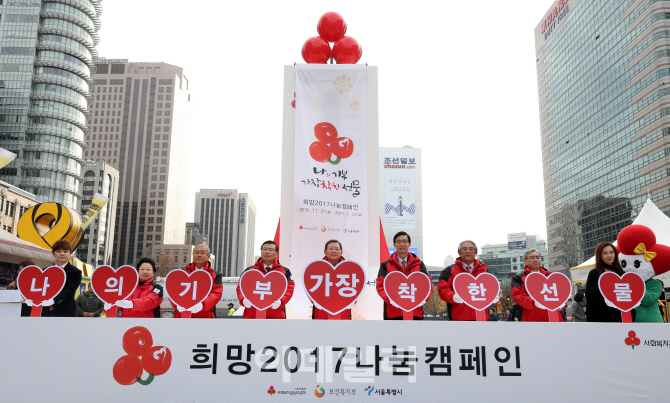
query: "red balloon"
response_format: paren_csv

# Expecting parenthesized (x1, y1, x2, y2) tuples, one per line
(113, 355, 143, 385)
(122, 326, 153, 357)
(302, 36, 331, 64)
(332, 36, 361, 64)
(143, 345, 172, 376)
(317, 12, 347, 42)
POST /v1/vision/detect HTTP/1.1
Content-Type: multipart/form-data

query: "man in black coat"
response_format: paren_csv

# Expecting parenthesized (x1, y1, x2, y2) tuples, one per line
(43, 240, 82, 317)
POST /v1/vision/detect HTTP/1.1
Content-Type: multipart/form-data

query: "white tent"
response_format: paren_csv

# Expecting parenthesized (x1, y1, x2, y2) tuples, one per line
(0, 229, 55, 267)
(570, 198, 670, 285)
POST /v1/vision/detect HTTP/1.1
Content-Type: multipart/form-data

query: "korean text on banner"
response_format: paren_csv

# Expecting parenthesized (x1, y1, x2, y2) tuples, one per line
(290, 65, 369, 319)
(80, 193, 109, 231)
(0, 147, 17, 170)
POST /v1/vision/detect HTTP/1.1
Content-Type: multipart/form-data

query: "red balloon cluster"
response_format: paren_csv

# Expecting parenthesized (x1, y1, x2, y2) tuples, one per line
(113, 327, 172, 386)
(301, 12, 362, 64)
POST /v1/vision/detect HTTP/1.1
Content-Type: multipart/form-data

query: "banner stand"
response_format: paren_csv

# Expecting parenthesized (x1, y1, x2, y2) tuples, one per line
(622, 311, 632, 323)
(403, 311, 413, 320)
(30, 306, 42, 317)
(476, 310, 488, 321)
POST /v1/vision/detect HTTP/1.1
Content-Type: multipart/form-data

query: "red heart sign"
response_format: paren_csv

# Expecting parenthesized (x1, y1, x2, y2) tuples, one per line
(598, 272, 646, 312)
(525, 272, 571, 311)
(303, 260, 366, 315)
(164, 270, 213, 310)
(383, 271, 432, 312)
(239, 269, 288, 311)
(17, 265, 66, 306)
(452, 272, 500, 311)
(90, 265, 139, 306)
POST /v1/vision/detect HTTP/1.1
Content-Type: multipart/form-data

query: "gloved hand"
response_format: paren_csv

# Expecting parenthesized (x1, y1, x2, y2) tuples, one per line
(271, 299, 281, 309)
(535, 301, 548, 310)
(42, 298, 55, 307)
(24, 299, 34, 307)
(243, 298, 252, 308)
(104, 302, 113, 311)
(176, 304, 186, 313)
(452, 294, 464, 304)
(390, 299, 401, 308)
(115, 299, 133, 309)
(604, 298, 616, 308)
(188, 302, 203, 314)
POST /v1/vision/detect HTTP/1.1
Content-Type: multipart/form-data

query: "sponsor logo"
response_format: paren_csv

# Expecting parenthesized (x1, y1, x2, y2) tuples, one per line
(299, 225, 317, 231)
(365, 385, 374, 396)
(113, 327, 172, 386)
(321, 226, 326, 232)
(268, 386, 276, 396)
(268, 386, 306, 396)
(625, 330, 641, 349)
(217, 193, 231, 197)
(315, 385, 325, 398)
(383, 164, 416, 169)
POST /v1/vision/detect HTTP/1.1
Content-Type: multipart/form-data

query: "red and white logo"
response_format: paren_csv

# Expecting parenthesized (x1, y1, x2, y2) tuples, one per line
(525, 272, 571, 311)
(452, 272, 500, 311)
(113, 326, 172, 386)
(598, 272, 646, 312)
(383, 271, 432, 312)
(164, 269, 213, 310)
(90, 265, 139, 306)
(238, 269, 288, 311)
(303, 260, 366, 315)
(16, 265, 66, 306)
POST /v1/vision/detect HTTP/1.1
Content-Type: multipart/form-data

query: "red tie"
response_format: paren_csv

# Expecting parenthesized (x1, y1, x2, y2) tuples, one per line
(402, 260, 407, 274)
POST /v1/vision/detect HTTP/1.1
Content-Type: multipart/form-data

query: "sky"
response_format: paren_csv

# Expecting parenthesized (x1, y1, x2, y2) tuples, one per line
(96, 0, 557, 267)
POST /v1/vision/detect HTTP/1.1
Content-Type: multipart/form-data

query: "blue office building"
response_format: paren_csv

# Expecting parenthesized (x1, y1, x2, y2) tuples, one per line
(535, 0, 670, 272)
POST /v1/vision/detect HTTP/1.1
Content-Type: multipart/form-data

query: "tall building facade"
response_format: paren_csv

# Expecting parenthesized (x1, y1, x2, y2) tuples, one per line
(86, 59, 192, 266)
(479, 235, 549, 279)
(194, 189, 256, 276)
(76, 160, 118, 267)
(379, 146, 424, 257)
(0, 0, 102, 209)
(535, 0, 670, 272)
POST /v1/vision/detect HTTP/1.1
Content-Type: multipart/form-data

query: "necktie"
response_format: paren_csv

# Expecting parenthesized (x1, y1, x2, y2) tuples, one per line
(402, 260, 407, 274)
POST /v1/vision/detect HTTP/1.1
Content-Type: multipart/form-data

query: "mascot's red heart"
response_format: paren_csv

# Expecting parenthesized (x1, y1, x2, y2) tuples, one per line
(164, 269, 213, 310)
(91, 265, 139, 306)
(598, 272, 646, 312)
(383, 271, 432, 312)
(239, 269, 288, 311)
(452, 272, 500, 311)
(17, 265, 66, 305)
(525, 272, 571, 311)
(303, 260, 366, 315)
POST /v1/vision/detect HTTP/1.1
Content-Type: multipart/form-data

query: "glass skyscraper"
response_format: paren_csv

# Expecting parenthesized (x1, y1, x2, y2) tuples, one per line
(536, 0, 670, 273)
(0, 0, 102, 209)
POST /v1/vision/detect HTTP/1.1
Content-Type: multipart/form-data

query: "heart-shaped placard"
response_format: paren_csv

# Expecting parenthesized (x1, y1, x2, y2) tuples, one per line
(303, 260, 366, 315)
(452, 272, 500, 311)
(164, 270, 213, 310)
(91, 265, 139, 306)
(17, 265, 66, 306)
(525, 272, 571, 311)
(598, 272, 646, 312)
(239, 269, 288, 311)
(383, 271, 432, 312)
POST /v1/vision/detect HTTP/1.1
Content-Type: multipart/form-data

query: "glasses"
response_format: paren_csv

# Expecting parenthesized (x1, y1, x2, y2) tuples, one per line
(525, 256, 542, 260)
(193, 251, 209, 256)
(394, 240, 410, 244)
(261, 248, 277, 252)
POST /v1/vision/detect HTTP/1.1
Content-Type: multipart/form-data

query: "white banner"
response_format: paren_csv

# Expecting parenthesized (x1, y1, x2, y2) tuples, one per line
(1, 319, 668, 402)
(383, 174, 416, 229)
(290, 65, 369, 319)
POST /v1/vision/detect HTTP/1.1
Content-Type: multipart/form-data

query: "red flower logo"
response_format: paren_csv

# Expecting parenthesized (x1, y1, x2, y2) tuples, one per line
(625, 330, 641, 349)
(268, 386, 276, 396)
(113, 327, 172, 386)
(309, 122, 353, 165)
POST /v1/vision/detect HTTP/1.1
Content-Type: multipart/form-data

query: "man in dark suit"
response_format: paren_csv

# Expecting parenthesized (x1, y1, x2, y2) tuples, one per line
(44, 240, 82, 317)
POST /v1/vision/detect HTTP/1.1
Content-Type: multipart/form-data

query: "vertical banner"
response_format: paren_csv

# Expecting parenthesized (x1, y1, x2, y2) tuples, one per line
(80, 193, 109, 231)
(289, 64, 369, 319)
